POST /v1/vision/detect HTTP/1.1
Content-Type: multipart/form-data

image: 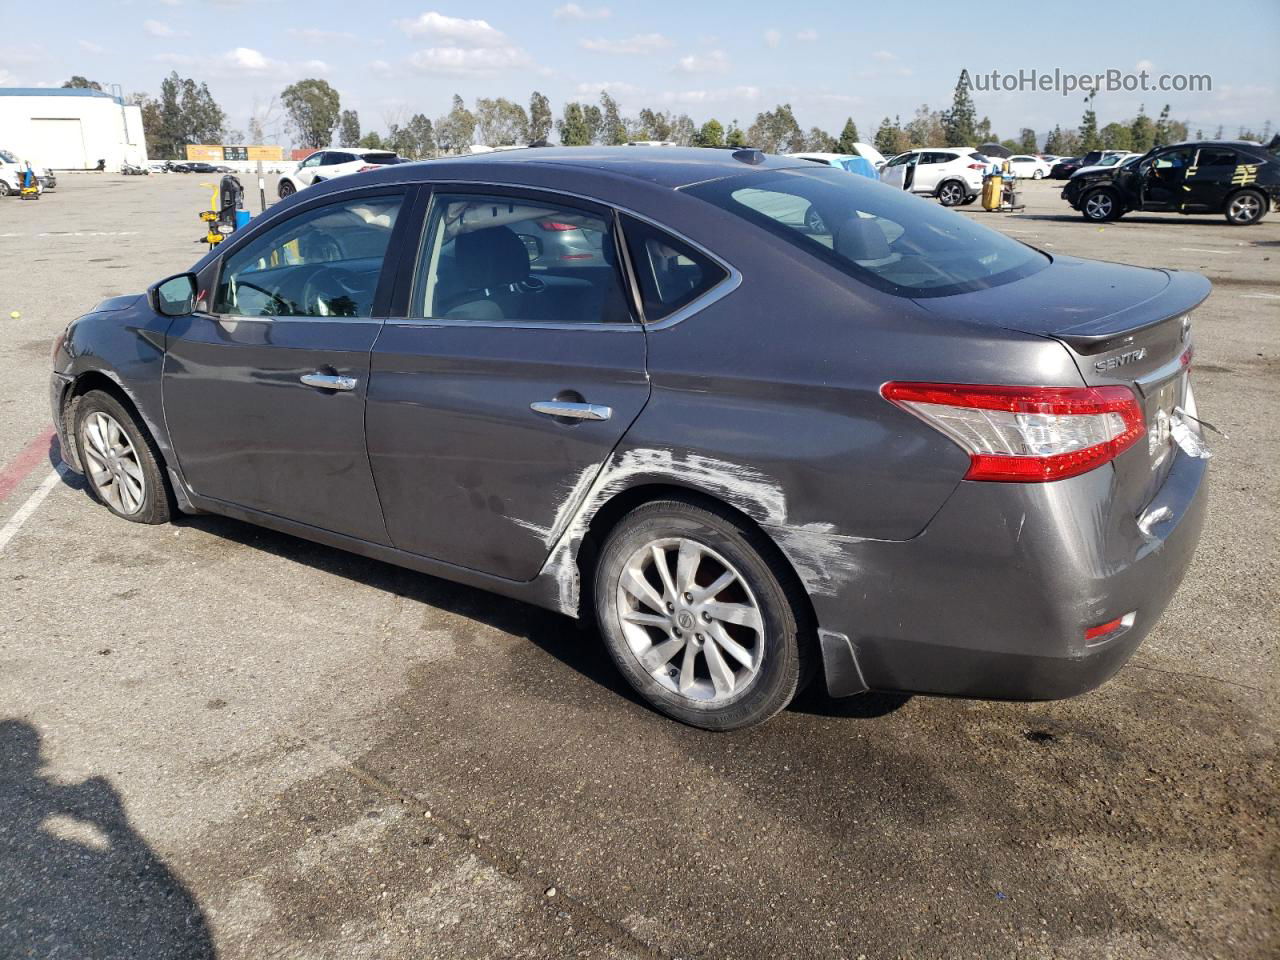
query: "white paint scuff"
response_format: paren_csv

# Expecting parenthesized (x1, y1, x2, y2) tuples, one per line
(525, 448, 864, 615)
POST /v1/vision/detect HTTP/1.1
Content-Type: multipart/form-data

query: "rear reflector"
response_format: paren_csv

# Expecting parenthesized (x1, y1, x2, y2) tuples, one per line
(1084, 611, 1136, 643)
(881, 382, 1145, 482)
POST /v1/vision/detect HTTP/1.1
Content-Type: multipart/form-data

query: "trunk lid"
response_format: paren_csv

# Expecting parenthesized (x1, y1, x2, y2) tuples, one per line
(913, 255, 1211, 505)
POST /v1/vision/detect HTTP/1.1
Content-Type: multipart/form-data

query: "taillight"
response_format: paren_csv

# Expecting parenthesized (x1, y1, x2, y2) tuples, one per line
(967, 163, 987, 170)
(881, 382, 1146, 482)
(539, 220, 577, 231)
(355, 165, 378, 173)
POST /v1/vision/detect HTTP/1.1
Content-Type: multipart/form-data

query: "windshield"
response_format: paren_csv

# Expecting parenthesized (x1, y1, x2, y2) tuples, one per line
(363, 153, 400, 165)
(685, 167, 1048, 298)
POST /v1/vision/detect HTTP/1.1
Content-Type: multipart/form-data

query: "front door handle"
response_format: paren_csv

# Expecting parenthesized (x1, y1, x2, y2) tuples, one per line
(530, 400, 612, 421)
(300, 372, 358, 392)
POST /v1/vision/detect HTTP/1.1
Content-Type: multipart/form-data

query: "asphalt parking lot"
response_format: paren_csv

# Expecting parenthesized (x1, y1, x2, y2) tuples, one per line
(1, 171, 1276, 960)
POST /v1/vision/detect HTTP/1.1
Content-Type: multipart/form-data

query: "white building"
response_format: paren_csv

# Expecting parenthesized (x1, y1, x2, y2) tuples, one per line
(0, 88, 146, 171)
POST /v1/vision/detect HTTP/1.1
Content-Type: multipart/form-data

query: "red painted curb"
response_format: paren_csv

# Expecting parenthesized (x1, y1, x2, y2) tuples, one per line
(0, 426, 57, 505)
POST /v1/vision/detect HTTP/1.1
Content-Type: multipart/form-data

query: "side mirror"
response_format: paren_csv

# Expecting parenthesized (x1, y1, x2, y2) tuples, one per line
(149, 272, 197, 317)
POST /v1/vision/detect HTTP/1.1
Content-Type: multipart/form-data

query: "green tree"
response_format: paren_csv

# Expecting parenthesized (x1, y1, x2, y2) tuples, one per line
(874, 116, 910, 156)
(1044, 125, 1081, 156)
(1099, 122, 1133, 151)
(583, 104, 604, 144)
(1154, 104, 1172, 147)
(746, 104, 803, 153)
(358, 131, 384, 150)
(476, 97, 529, 147)
(725, 120, 747, 148)
(805, 127, 837, 152)
(905, 104, 944, 148)
(1130, 106, 1155, 152)
(943, 71, 976, 146)
(836, 118, 860, 153)
(557, 102, 592, 145)
(404, 114, 435, 158)
(281, 78, 340, 149)
(62, 76, 102, 91)
(671, 113, 696, 147)
(528, 91, 553, 144)
(338, 109, 361, 148)
(599, 92, 627, 145)
(637, 108, 673, 142)
(435, 94, 477, 154)
(1018, 128, 1037, 153)
(695, 118, 724, 147)
(1078, 93, 1100, 151)
(148, 72, 226, 158)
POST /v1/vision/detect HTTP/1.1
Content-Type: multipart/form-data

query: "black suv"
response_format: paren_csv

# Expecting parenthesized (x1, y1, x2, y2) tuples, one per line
(1064, 139, 1279, 225)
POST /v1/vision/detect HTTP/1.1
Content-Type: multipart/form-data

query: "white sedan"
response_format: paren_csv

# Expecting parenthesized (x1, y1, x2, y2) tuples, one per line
(1006, 155, 1053, 179)
(277, 147, 404, 198)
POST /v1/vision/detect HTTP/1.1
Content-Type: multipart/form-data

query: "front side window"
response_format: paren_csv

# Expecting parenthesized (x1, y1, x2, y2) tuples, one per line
(300, 153, 323, 168)
(411, 193, 632, 324)
(1151, 147, 1197, 171)
(213, 194, 402, 318)
(686, 167, 1048, 298)
(622, 216, 729, 322)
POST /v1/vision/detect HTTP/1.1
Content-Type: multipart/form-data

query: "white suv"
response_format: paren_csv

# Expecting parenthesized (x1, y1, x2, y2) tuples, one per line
(277, 148, 403, 198)
(0, 148, 56, 196)
(879, 148, 988, 206)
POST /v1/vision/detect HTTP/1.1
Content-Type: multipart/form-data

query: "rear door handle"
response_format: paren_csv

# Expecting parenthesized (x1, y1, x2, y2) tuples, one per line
(530, 400, 612, 421)
(300, 372, 358, 392)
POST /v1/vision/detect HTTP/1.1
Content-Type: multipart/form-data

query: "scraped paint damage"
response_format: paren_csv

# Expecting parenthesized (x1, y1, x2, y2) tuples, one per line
(526, 448, 863, 615)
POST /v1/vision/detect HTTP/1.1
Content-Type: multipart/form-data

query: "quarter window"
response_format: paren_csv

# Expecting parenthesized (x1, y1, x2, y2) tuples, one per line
(213, 194, 402, 318)
(621, 216, 728, 322)
(411, 193, 633, 324)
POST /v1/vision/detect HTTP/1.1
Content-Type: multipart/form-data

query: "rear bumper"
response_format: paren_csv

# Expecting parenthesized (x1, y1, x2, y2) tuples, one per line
(810, 447, 1209, 700)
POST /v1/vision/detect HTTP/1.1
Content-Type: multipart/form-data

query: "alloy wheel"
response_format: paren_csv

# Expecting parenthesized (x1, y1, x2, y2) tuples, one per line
(616, 537, 764, 704)
(81, 411, 146, 515)
(1085, 192, 1113, 220)
(940, 183, 964, 205)
(1228, 193, 1261, 224)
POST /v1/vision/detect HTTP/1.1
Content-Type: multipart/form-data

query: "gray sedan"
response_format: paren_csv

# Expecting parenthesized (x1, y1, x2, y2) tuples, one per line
(50, 147, 1210, 729)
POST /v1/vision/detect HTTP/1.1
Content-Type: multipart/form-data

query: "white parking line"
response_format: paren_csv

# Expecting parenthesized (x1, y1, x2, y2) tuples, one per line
(1240, 293, 1280, 300)
(1177, 247, 1231, 255)
(0, 466, 67, 555)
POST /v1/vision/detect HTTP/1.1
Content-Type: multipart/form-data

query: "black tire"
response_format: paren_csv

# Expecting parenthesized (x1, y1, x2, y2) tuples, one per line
(0, 180, 10, 197)
(937, 180, 967, 207)
(278, 179, 296, 199)
(594, 498, 811, 730)
(1081, 188, 1122, 222)
(1032, 169, 1044, 180)
(960, 194, 978, 206)
(1224, 189, 1268, 226)
(73, 390, 173, 524)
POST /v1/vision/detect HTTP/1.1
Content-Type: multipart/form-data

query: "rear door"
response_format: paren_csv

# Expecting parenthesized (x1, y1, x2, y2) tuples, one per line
(1183, 146, 1240, 211)
(163, 187, 411, 542)
(366, 186, 649, 580)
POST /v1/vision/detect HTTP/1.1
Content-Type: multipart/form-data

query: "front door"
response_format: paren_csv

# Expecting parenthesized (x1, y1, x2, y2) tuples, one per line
(366, 188, 650, 581)
(1141, 146, 1197, 209)
(163, 188, 410, 543)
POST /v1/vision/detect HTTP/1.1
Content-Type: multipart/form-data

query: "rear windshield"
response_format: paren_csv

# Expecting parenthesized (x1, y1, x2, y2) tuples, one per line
(363, 153, 400, 165)
(685, 167, 1048, 298)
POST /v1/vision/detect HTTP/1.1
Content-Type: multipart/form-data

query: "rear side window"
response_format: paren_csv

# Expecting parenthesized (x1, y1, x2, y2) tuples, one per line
(686, 167, 1047, 298)
(1196, 148, 1237, 167)
(622, 216, 728, 322)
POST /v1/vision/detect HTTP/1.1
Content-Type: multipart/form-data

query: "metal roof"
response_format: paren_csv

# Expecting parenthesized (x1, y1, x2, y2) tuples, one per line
(0, 87, 125, 105)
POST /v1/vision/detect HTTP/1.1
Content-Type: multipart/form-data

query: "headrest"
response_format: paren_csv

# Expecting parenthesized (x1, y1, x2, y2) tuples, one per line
(834, 217, 891, 262)
(455, 226, 529, 289)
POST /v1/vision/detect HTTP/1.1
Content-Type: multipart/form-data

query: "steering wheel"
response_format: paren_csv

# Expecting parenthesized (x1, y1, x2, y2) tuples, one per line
(302, 266, 369, 317)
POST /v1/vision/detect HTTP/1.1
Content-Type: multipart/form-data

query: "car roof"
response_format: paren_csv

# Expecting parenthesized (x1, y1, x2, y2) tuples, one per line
(360, 146, 813, 190)
(785, 152, 851, 162)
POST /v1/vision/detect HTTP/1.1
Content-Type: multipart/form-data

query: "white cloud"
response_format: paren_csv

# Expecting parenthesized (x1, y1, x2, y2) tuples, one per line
(1135, 59, 1154, 72)
(227, 46, 269, 70)
(289, 27, 360, 44)
(872, 49, 895, 61)
(662, 86, 760, 105)
(554, 3, 610, 19)
(408, 46, 531, 74)
(0, 69, 16, 85)
(396, 11, 507, 47)
(579, 33, 670, 55)
(796, 28, 817, 41)
(763, 28, 781, 49)
(676, 50, 729, 74)
(575, 80, 642, 98)
(78, 40, 105, 54)
(144, 19, 176, 37)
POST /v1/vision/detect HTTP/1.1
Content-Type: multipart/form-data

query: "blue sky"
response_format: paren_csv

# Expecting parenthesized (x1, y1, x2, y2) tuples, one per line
(2, 0, 1276, 145)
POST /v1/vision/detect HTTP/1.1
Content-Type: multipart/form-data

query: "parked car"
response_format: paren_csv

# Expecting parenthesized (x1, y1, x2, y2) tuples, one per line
(1048, 157, 1080, 179)
(1071, 152, 1143, 178)
(1006, 155, 1052, 179)
(1064, 139, 1279, 225)
(277, 148, 405, 198)
(785, 152, 879, 179)
(0, 148, 56, 195)
(879, 148, 987, 205)
(1050, 151, 1127, 180)
(50, 147, 1211, 730)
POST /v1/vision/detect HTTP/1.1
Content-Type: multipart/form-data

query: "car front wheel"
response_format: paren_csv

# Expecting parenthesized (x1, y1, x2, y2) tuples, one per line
(1225, 189, 1268, 225)
(594, 499, 810, 730)
(1032, 169, 1044, 179)
(74, 390, 172, 524)
(278, 179, 296, 199)
(1082, 188, 1121, 222)
(937, 180, 967, 207)
(0, 181, 10, 197)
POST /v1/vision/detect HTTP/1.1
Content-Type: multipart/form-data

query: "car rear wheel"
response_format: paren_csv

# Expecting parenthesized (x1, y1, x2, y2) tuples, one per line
(278, 179, 296, 199)
(1082, 188, 1121, 222)
(594, 499, 810, 730)
(937, 180, 967, 207)
(0, 181, 10, 197)
(1225, 189, 1267, 225)
(74, 390, 172, 524)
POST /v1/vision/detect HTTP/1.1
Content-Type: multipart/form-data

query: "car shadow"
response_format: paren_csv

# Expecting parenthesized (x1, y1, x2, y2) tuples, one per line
(1014, 212, 1239, 226)
(173, 508, 896, 722)
(0, 719, 217, 959)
